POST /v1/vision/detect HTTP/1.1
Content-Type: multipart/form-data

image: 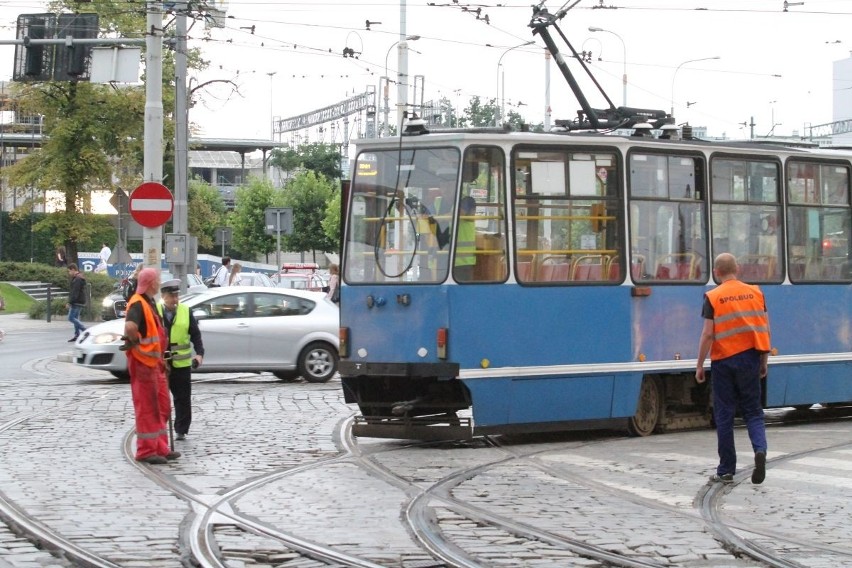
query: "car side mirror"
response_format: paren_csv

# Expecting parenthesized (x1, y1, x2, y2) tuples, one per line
(192, 309, 208, 320)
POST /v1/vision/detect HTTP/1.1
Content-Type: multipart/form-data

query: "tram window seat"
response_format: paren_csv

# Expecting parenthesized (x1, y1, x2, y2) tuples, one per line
(473, 233, 506, 281)
(517, 261, 533, 281)
(737, 255, 777, 281)
(538, 256, 571, 281)
(629, 255, 646, 281)
(655, 263, 700, 280)
(570, 254, 607, 281)
(789, 256, 822, 280)
(654, 253, 699, 280)
(821, 259, 848, 280)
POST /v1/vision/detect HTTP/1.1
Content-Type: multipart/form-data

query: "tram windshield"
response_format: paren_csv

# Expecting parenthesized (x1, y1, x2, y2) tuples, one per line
(344, 147, 461, 283)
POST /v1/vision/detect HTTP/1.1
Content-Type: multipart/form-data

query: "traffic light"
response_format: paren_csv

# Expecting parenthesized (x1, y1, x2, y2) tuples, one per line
(53, 14, 98, 81)
(24, 18, 46, 76)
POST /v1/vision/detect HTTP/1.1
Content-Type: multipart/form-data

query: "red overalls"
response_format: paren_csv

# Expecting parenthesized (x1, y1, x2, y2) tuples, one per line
(126, 294, 171, 460)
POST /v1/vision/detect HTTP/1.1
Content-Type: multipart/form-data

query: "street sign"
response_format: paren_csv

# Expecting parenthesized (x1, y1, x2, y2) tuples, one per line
(129, 182, 173, 228)
(265, 207, 293, 235)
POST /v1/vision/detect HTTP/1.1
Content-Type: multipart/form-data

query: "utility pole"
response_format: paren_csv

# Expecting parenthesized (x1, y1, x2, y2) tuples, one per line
(143, 1, 164, 271)
(170, 0, 189, 291)
(397, 0, 409, 133)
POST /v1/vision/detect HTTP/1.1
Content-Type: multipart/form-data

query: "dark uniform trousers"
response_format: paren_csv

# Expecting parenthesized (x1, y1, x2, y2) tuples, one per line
(169, 365, 192, 436)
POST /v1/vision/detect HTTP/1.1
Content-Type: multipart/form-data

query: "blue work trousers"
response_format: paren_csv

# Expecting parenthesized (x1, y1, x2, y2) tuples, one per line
(68, 304, 86, 336)
(711, 348, 767, 476)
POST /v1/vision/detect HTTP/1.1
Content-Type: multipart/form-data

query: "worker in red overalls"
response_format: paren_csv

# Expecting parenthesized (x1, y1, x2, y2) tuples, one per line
(123, 268, 180, 464)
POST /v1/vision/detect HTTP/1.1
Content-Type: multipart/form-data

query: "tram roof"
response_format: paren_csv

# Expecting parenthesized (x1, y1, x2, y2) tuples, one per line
(354, 129, 852, 158)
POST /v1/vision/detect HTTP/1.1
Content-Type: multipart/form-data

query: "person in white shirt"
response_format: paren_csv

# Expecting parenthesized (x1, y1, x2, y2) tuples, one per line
(212, 256, 231, 287)
(96, 242, 111, 273)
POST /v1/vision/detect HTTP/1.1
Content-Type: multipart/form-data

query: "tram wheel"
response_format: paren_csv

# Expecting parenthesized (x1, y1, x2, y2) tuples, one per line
(628, 377, 662, 437)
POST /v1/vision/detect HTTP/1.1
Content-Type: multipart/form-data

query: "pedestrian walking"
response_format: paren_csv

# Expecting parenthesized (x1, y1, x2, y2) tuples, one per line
(212, 256, 231, 287)
(228, 262, 243, 286)
(66, 263, 88, 342)
(123, 268, 180, 465)
(55, 245, 68, 268)
(695, 252, 770, 485)
(157, 279, 204, 441)
(326, 263, 340, 303)
(96, 242, 111, 273)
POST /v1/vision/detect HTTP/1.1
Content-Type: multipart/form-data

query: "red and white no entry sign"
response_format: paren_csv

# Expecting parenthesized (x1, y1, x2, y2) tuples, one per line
(129, 182, 174, 228)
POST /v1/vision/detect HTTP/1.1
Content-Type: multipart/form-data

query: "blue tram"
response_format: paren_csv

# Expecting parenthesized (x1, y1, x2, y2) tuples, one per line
(337, 8, 852, 440)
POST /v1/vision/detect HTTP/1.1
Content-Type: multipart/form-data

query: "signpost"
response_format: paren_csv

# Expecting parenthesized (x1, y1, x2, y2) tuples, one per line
(265, 207, 293, 281)
(129, 182, 173, 228)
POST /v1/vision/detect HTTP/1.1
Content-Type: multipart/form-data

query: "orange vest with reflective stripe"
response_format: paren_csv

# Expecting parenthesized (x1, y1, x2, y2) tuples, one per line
(126, 294, 164, 367)
(706, 279, 770, 361)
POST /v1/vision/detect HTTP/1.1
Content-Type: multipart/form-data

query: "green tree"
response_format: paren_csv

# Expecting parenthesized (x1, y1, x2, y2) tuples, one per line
(321, 189, 341, 253)
(4, 2, 212, 266)
(460, 96, 498, 127)
(187, 178, 226, 250)
(505, 109, 526, 131)
(432, 96, 460, 127)
(281, 171, 336, 260)
(230, 177, 278, 259)
(7, 80, 149, 264)
(270, 143, 343, 180)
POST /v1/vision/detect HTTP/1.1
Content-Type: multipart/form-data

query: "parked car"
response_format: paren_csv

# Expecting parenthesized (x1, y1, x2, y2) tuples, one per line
(78, 286, 339, 382)
(101, 272, 207, 321)
(274, 272, 328, 292)
(236, 272, 276, 287)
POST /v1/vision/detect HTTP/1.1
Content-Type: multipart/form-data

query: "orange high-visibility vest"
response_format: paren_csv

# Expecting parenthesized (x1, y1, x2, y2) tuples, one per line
(125, 294, 163, 367)
(706, 279, 770, 361)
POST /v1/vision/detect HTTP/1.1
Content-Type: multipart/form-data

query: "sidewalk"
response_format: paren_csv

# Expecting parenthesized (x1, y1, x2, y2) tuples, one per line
(0, 312, 66, 332)
(0, 312, 76, 361)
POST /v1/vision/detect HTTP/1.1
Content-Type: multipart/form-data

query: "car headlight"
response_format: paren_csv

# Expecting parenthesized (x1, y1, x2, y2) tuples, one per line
(102, 297, 114, 308)
(92, 332, 123, 345)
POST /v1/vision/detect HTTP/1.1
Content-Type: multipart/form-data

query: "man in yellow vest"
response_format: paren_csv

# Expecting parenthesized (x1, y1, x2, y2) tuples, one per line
(696, 253, 770, 485)
(124, 268, 179, 464)
(158, 279, 204, 441)
(454, 196, 477, 282)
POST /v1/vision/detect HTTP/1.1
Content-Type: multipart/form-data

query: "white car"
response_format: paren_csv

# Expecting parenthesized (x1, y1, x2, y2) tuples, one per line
(236, 272, 276, 287)
(75, 286, 339, 382)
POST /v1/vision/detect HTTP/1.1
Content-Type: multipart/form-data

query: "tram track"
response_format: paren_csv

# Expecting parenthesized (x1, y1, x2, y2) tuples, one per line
(339, 426, 669, 568)
(699, 439, 852, 568)
(0, 372, 341, 568)
(3, 358, 852, 568)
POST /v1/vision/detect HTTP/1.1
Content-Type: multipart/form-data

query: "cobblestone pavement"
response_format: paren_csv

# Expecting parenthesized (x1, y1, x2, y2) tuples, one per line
(1, 313, 851, 567)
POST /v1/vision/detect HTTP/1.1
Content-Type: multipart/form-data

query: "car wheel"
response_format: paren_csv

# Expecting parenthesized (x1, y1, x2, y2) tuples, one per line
(298, 341, 338, 383)
(110, 371, 130, 381)
(273, 370, 300, 382)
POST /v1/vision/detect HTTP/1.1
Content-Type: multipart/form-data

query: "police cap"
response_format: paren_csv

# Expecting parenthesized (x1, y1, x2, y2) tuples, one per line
(160, 279, 181, 294)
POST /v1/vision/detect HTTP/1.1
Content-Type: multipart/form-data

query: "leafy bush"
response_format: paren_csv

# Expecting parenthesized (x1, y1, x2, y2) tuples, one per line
(28, 298, 69, 320)
(0, 262, 116, 320)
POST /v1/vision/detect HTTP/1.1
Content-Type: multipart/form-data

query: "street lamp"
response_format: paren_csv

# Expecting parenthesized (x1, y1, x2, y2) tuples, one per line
(383, 35, 420, 136)
(495, 41, 534, 126)
(671, 56, 720, 118)
(267, 71, 276, 141)
(588, 27, 627, 107)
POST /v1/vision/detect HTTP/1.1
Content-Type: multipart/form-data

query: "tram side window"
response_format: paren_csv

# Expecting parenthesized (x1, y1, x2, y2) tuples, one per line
(710, 158, 782, 283)
(628, 153, 707, 282)
(786, 161, 852, 282)
(512, 148, 623, 284)
(453, 146, 507, 283)
(344, 147, 461, 284)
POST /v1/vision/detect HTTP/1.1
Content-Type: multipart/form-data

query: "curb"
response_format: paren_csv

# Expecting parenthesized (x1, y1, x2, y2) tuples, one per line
(56, 352, 74, 363)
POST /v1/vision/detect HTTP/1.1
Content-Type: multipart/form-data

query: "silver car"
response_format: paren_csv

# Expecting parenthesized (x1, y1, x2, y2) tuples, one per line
(74, 286, 339, 383)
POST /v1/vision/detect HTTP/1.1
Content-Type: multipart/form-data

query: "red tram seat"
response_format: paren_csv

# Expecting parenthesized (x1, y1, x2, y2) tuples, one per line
(571, 254, 606, 281)
(517, 261, 532, 281)
(737, 254, 777, 281)
(654, 253, 699, 280)
(538, 256, 571, 282)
